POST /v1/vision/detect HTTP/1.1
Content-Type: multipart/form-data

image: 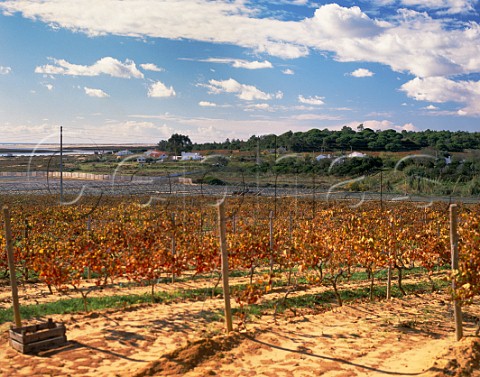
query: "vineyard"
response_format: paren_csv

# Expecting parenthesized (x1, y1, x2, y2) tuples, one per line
(1, 194, 480, 376)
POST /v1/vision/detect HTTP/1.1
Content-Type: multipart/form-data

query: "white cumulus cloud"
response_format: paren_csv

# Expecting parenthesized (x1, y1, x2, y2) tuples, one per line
(371, 0, 477, 14)
(350, 68, 374, 77)
(244, 103, 271, 111)
(35, 57, 144, 78)
(401, 123, 419, 131)
(148, 81, 176, 98)
(199, 101, 217, 107)
(400, 0, 478, 14)
(282, 69, 295, 75)
(2, 1, 480, 79)
(0, 66, 12, 75)
(140, 63, 164, 72)
(201, 58, 273, 70)
(84, 87, 109, 97)
(304, 4, 384, 39)
(298, 95, 325, 105)
(401, 76, 480, 116)
(202, 78, 273, 101)
(292, 113, 342, 121)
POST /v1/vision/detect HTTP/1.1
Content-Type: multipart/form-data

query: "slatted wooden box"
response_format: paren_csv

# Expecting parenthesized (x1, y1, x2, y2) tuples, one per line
(9, 318, 67, 354)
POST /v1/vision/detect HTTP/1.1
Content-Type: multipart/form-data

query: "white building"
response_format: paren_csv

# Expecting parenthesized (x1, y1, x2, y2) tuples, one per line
(347, 152, 367, 158)
(144, 150, 169, 161)
(316, 154, 332, 161)
(180, 152, 203, 161)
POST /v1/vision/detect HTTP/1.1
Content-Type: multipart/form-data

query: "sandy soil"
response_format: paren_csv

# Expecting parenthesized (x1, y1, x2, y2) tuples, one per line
(1, 276, 479, 377)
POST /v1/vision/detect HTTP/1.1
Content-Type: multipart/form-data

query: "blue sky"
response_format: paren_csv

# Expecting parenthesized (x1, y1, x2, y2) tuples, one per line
(0, 0, 479, 145)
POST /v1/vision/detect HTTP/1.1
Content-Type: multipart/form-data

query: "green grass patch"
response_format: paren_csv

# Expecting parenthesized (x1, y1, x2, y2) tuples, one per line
(0, 285, 228, 325)
(236, 277, 449, 321)
(0, 294, 155, 324)
(0, 269, 450, 326)
(272, 265, 449, 287)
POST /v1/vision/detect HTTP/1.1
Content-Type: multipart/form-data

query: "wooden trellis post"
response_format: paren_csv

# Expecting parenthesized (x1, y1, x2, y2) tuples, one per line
(217, 200, 233, 333)
(449, 204, 463, 341)
(3, 206, 22, 328)
(171, 212, 176, 283)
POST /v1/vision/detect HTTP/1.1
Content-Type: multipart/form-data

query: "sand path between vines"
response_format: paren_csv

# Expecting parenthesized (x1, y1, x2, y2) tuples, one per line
(1, 281, 479, 377)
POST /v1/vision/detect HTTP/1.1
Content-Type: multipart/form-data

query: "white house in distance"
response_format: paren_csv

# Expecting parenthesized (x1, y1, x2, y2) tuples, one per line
(347, 151, 367, 158)
(316, 153, 332, 161)
(180, 152, 203, 161)
(144, 150, 169, 161)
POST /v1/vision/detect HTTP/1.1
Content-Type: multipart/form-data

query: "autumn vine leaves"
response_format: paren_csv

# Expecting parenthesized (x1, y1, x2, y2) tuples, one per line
(0, 196, 479, 312)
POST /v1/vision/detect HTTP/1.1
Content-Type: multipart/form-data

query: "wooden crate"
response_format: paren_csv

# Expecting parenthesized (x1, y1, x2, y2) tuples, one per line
(9, 318, 67, 354)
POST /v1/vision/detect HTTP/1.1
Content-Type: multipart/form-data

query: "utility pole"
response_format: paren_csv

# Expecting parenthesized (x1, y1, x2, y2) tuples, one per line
(256, 137, 260, 165)
(274, 134, 277, 161)
(60, 126, 64, 203)
(380, 169, 383, 212)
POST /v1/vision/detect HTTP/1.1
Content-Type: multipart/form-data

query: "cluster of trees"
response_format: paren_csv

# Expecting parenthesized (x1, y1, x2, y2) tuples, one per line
(398, 154, 480, 190)
(190, 127, 480, 153)
(243, 155, 384, 177)
(157, 134, 193, 156)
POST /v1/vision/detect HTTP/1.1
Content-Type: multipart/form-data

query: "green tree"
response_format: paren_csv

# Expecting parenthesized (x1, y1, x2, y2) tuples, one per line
(159, 134, 193, 156)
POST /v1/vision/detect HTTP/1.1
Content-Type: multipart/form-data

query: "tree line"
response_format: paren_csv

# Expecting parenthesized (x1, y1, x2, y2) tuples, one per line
(187, 126, 480, 153)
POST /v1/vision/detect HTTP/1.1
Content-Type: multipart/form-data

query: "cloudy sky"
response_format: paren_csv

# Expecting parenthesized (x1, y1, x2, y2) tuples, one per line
(0, 0, 479, 145)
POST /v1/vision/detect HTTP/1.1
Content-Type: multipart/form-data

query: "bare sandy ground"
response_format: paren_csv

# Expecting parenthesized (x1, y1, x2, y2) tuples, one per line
(1, 277, 479, 377)
(184, 297, 480, 377)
